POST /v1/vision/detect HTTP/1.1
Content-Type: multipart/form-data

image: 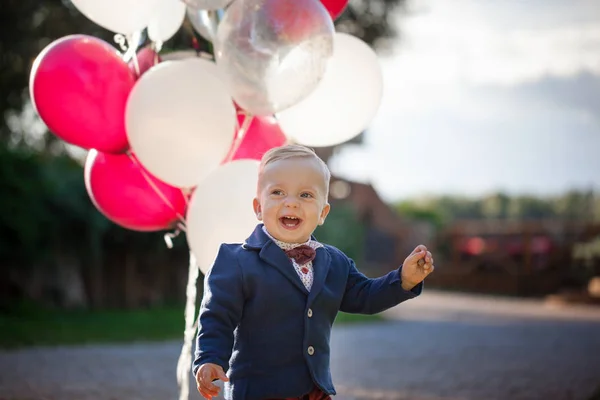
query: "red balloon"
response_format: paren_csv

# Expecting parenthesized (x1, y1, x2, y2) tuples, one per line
(129, 46, 161, 79)
(85, 150, 187, 232)
(321, 0, 348, 19)
(262, 0, 334, 42)
(30, 35, 135, 153)
(224, 114, 288, 162)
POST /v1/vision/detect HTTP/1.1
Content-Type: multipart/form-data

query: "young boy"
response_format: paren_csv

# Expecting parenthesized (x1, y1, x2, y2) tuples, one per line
(193, 145, 434, 400)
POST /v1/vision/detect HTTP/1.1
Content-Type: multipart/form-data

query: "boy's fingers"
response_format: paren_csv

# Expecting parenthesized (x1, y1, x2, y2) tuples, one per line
(202, 382, 219, 397)
(198, 387, 212, 400)
(426, 251, 433, 263)
(415, 250, 434, 268)
(199, 371, 220, 396)
(217, 369, 229, 382)
(411, 250, 426, 263)
(411, 245, 427, 255)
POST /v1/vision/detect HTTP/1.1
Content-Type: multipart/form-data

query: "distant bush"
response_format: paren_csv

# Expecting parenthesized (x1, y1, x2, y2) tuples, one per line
(314, 203, 366, 263)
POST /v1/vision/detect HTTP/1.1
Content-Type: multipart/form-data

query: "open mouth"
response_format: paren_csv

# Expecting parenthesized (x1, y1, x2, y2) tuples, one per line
(279, 216, 302, 229)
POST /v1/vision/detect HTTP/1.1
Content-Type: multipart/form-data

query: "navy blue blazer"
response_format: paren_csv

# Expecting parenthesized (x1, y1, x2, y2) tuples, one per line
(193, 224, 422, 400)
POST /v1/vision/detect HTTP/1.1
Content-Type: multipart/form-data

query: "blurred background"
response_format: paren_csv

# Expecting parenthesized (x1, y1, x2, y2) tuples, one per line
(1, 0, 599, 399)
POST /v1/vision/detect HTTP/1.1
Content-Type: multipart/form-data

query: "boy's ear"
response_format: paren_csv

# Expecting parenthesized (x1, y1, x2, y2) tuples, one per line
(253, 197, 262, 220)
(319, 203, 330, 225)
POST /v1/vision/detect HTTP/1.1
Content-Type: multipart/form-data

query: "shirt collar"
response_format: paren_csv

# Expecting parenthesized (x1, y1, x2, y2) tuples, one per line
(261, 225, 323, 251)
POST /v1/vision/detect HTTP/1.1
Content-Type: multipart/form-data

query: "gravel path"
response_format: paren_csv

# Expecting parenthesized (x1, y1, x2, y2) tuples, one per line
(1, 291, 599, 400)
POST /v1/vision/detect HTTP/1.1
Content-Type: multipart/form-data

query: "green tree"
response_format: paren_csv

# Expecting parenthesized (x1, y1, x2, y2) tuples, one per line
(394, 200, 445, 228)
(481, 192, 511, 219)
(507, 196, 554, 219)
(314, 203, 365, 262)
(553, 190, 595, 220)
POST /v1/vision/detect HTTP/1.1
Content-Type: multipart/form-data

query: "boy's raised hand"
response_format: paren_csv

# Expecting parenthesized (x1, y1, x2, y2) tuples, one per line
(196, 363, 229, 399)
(401, 244, 434, 290)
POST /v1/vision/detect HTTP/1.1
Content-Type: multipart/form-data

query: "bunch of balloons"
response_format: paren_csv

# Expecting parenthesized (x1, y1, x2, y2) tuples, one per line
(29, 0, 383, 272)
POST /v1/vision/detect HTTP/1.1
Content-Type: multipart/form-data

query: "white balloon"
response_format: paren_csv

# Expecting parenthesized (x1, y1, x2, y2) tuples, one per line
(126, 58, 237, 188)
(186, 160, 260, 273)
(147, 0, 187, 43)
(71, 0, 162, 34)
(182, 0, 233, 11)
(187, 7, 224, 43)
(276, 33, 383, 147)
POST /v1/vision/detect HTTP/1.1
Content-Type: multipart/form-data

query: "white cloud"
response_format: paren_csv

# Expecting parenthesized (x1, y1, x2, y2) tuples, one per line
(460, 26, 600, 85)
(331, 0, 600, 201)
(382, 0, 600, 90)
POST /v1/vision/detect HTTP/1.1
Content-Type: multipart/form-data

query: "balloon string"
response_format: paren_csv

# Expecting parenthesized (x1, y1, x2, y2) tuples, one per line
(127, 34, 141, 77)
(176, 251, 200, 400)
(224, 111, 254, 163)
(130, 52, 140, 77)
(126, 151, 187, 227)
(114, 34, 128, 52)
(116, 32, 143, 76)
(164, 222, 187, 249)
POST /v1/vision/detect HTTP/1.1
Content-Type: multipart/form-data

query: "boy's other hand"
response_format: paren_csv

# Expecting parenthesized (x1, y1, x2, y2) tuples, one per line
(401, 244, 434, 290)
(196, 363, 229, 399)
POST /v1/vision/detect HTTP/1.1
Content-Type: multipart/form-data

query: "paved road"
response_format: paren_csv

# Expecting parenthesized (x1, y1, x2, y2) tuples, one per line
(1, 291, 599, 400)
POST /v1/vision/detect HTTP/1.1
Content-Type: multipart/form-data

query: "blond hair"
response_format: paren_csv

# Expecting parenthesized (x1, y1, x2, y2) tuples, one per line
(259, 144, 331, 195)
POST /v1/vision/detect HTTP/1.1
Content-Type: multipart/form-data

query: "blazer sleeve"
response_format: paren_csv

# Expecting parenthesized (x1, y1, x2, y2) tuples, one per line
(192, 244, 245, 376)
(339, 257, 423, 315)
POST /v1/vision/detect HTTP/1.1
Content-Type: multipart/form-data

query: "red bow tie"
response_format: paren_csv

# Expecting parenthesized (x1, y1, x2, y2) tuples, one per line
(284, 245, 316, 265)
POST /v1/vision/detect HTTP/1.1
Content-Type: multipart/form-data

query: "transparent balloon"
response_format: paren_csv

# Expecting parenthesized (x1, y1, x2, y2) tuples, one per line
(182, 0, 232, 11)
(215, 0, 334, 116)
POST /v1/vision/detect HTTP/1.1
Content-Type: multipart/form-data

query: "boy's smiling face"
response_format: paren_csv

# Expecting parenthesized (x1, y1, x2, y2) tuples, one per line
(253, 156, 330, 243)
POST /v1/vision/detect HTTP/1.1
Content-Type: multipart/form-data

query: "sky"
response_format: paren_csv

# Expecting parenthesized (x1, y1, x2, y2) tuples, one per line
(329, 0, 600, 202)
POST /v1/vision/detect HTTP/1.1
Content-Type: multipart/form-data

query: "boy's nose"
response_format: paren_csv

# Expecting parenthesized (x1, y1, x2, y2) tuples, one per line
(284, 198, 299, 208)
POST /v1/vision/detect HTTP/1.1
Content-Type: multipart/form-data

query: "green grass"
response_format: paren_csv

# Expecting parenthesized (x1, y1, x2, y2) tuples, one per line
(335, 312, 383, 325)
(0, 305, 382, 349)
(0, 305, 187, 349)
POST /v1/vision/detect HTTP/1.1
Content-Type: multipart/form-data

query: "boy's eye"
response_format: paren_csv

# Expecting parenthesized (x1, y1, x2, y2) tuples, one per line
(271, 190, 283, 195)
(300, 192, 314, 198)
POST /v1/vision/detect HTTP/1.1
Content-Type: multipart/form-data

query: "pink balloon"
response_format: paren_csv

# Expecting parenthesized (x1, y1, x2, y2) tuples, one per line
(129, 46, 161, 79)
(85, 150, 187, 232)
(30, 35, 136, 153)
(320, 0, 348, 19)
(224, 114, 289, 162)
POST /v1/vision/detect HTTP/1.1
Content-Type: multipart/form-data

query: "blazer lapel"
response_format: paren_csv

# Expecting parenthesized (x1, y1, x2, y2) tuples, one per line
(307, 246, 331, 304)
(259, 241, 309, 295)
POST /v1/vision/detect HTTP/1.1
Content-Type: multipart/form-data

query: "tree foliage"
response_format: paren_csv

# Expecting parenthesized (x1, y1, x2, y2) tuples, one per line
(394, 191, 600, 226)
